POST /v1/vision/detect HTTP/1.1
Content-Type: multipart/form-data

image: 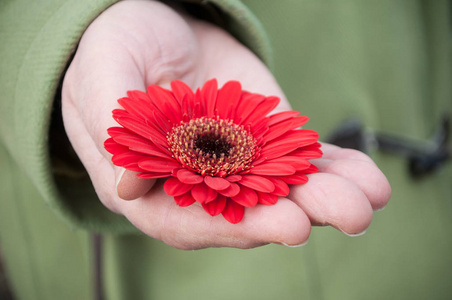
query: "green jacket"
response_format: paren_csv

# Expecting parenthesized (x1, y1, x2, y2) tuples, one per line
(1, 0, 451, 299)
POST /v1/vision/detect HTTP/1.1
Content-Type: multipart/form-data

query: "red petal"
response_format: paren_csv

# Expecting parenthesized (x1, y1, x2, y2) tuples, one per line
(107, 126, 132, 137)
(257, 192, 278, 205)
(129, 146, 172, 159)
(281, 173, 309, 185)
(231, 186, 258, 207)
(259, 142, 303, 161)
(251, 118, 270, 140)
(147, 85, 182, 123)
(288, 115, 309, 128)
(250, 163, 296, 176)
(222, 200, 245, 224)
(118, 97, 153, 121)
(266, 129, 319, 149)
(112, 152, 145, 167)
(112, 108, 130, 119)
(264, 116, 310, 142)
(171, 80, 194, 105)
(191, 182, 218, 204)
(266, 156, 311, 171)
(201, 79, 218, 117)
(238, 175, 275, 193)
(204, 176, 230, 191)
(114, 114, 167, 146)
(241, 96, 279, 126)
(267, 111, 300, 126)
(137, 172, 171, 179)
(104, 138, 129, 155)
(139, 157, 180, 173)
(127, 90, 151, 103)
(123, 163, 145, 173)
(266, 177, 290, 196)
(151, 109, 173, 134)
(218, 182, 240, 197)
(192, 89, 204, 118)
(288, 143, 323, 159)
(124, 91, 159, 116)
(234, 93, 265, 124)
(225, 175, 242, 182)
(202, 195, 227, 216)
(304, 164, 319, 174)
(111, 133, 149, 147)
(216, 81, 241, 119)
(181, 94, 195, 120)
(164, 177, 194, 196)
(112, 134, 172, 159)
(174, 193, 196, 207)
(147, 85, 175, 106)
(176, 169, 203, 184)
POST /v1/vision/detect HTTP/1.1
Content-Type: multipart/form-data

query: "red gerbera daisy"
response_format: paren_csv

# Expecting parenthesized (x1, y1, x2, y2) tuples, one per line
(105, 79, 322, 224)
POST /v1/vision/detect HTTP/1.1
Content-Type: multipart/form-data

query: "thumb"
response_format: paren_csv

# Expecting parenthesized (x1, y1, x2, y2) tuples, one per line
(116, 169, 156, 200)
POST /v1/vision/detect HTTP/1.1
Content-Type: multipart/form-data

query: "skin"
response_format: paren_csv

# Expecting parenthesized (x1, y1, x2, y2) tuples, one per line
(62, 0, 391, 250)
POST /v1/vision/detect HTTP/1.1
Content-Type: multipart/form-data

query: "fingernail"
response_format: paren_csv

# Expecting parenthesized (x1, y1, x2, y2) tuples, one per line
(374, 206, 386, 212)
(116, 168, 126, 193)
(276, 240, 309, 248)
(338, 227, 367, 237)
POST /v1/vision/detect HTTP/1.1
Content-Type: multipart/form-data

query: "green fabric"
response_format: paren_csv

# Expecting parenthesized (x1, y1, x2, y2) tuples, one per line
(0, 0, 134, 235)
(0, 143, 93, 300)
(1, 0, 452, 300)
(243, 0, 452, 299)
(243, 0, 451, 139)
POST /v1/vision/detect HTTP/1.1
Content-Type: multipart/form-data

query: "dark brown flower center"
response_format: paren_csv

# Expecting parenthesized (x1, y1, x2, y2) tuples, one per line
(168, 117, 259, 176)
(194, 134, 232, 158)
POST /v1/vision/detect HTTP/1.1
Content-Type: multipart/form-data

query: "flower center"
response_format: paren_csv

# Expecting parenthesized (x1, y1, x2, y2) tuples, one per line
(194, 134, 232, 158)
(168, 117, 259, 176)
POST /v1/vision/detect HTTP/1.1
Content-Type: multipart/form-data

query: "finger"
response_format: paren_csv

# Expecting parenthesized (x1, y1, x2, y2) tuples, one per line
(320, 143, 377, 165)
(312, 158, 391, 211)
(117, 184, 311, 250)
(316, 143, 391, 210)
(79, 140, 311, 249)
(288, 173, 374, 236)
(116, 169, 156, 200)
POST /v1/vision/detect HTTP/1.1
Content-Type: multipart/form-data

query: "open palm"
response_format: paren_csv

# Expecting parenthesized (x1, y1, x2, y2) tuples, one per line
(62, 1, 390, 249)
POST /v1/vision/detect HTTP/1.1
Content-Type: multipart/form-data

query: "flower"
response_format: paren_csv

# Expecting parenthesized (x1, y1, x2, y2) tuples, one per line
(105, 79, 322, 224)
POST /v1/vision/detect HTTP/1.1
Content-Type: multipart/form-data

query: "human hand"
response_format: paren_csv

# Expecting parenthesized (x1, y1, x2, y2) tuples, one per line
(62, 0, 390, 249)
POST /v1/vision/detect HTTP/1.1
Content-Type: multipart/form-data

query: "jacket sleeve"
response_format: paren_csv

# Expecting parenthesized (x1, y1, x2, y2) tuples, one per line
(0, 0, 271, 233)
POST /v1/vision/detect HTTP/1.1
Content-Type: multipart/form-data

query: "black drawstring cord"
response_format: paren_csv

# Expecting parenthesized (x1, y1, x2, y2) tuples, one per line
(326, 115, 450, 178)
(376, 115, 450, 178)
